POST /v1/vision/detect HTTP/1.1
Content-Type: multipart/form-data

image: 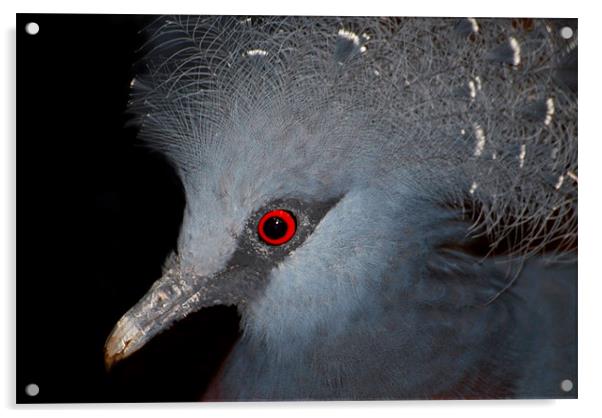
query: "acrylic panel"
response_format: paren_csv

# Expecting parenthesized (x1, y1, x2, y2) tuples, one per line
(16, 14, 578, 403)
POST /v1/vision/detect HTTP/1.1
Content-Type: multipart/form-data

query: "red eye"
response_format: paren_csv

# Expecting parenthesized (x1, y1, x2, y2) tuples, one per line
(257, 210, 296, 245)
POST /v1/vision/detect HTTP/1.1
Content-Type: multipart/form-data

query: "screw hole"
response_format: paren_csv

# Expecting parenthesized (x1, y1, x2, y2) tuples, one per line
(560, 26, 573, 40)
(25, 22, 40, 35)
(25, 383, 39, 397)
(560, 379, 573, 392)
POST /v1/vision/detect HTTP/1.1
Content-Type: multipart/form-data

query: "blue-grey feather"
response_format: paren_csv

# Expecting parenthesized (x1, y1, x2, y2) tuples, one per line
(126, 16, 577, 399)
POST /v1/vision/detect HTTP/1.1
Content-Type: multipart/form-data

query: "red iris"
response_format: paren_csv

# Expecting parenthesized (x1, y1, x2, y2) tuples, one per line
(257, 210, 296, 245)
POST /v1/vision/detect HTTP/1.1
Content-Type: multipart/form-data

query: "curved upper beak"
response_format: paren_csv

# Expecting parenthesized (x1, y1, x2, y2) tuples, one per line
(104, 269, 227, 370)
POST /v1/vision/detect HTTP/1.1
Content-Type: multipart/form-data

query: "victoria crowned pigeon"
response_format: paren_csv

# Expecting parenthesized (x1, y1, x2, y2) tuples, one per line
(105, 16, 578, 400)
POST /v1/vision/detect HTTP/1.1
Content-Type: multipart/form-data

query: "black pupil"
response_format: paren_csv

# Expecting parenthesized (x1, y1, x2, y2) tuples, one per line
(263, 216, 288, 240)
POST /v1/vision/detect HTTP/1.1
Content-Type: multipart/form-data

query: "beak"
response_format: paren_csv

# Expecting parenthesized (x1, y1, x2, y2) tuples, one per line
(104, 268, 229, 370)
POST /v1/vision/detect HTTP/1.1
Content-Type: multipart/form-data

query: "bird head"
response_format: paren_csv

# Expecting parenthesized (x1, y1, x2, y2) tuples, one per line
(103, 108, 402, 368)
(104, 16, 578, 374)
(104, 20, 389, 368)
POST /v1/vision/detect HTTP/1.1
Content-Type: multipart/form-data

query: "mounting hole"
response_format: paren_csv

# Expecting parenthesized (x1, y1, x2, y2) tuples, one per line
(25, 22, 40, 35)
(25, 383, 39, 397)
(560, 26, 573, 40)
(560, 379, 573, 392)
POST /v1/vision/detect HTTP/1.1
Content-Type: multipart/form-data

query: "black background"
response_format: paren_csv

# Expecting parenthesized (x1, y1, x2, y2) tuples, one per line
(16, 14, 240, 403)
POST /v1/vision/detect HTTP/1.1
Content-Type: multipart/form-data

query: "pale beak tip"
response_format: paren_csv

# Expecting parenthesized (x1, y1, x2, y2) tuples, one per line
(104, 352, 116, 372)
(103, 316, 141, 372)
(103, 334, 124, 372)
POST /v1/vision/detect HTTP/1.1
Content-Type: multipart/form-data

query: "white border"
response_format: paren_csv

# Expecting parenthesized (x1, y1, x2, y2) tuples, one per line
(2, 1, 600, 417)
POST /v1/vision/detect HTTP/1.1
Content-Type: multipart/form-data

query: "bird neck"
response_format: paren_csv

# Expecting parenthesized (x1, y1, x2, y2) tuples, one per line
(209, 293, 520, 400)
